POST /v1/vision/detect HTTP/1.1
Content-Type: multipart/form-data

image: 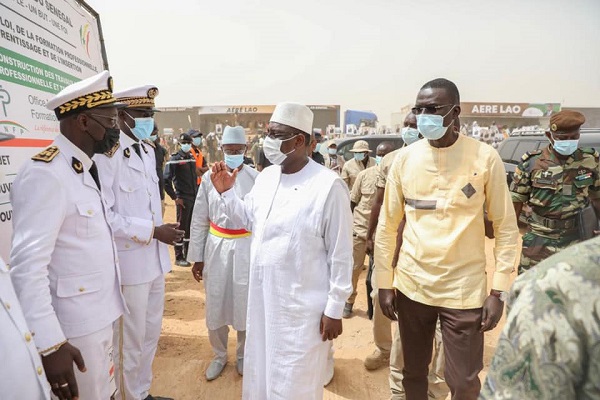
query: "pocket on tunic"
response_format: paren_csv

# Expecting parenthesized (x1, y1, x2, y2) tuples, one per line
(55, 271, 104, 325)
(75, 202, 105, 237)
(119, 180, 143, 194)
(56, 271, 103, 298)
(530, 179, 559, 207)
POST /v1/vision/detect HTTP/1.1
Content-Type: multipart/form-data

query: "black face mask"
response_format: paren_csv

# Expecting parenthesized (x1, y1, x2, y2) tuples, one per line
(93, 127, 120, 154)
(86, 115, 120, 154)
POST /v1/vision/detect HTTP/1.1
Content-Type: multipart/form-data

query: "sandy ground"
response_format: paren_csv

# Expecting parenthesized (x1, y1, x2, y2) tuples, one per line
(149, 199, 519, 400)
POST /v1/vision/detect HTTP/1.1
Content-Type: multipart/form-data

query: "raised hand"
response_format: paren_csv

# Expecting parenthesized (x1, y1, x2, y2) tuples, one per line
(210, 162, 238, 194)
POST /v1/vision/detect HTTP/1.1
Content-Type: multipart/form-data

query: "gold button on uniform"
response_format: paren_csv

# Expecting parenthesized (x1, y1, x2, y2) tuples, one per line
(87, 210, 93, 215)
(4, 302, 10, 309)
(25, 332, 32, 342)
(37, 366, 43, 375)
(79, 287, 85, 292)
(125, 244, 130, 249)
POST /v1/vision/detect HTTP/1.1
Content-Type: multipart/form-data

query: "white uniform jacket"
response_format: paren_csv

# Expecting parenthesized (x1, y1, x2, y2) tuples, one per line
(1, 255, 50, 400)
(94, 131, 171, 285)
(10, 134, 125, 351)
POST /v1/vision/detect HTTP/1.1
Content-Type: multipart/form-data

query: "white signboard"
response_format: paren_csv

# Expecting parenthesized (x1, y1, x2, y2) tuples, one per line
(0, 0, 106, 259)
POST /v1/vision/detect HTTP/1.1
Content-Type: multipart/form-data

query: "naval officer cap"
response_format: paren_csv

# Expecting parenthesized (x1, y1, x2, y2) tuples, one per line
(47, 70, 121, 120)
(222, 126, 246, 145)
(270, 102, 314, 135)
(113, 85, 160, 112)
(549, 110, 586, 133)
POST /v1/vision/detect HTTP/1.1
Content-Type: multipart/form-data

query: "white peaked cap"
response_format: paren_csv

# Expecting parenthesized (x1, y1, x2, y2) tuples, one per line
(270, 102, 313, 134)
(113, 85, 159, 109)
(222, 126, 246, 145)
(47, 70, 117, 119)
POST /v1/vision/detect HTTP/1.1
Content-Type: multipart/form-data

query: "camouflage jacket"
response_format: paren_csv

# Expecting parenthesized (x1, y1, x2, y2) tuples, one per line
(480, 237, 600, 399)
(510, 145, 600, 232)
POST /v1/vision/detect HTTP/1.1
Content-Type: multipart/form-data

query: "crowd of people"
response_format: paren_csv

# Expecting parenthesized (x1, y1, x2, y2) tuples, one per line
(1, 71, 599, 400)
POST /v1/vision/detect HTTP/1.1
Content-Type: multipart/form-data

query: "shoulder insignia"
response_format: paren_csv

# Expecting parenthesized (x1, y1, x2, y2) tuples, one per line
(580, 147, 598, 156)
(143, 139, 156, 149)
(124, 148, 131, 158)
(520, 149, 542, 162)
(31, 146, 60, 162)
(71, 157, 84, 174)
(103, 141, 120, 158)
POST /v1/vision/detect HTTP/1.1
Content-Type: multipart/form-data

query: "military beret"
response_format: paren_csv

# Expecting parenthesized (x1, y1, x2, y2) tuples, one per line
(549, 110, 585, 133)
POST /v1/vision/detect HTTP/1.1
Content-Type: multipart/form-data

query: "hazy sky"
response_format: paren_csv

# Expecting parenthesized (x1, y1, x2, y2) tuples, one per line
(92, 0, 600, 125)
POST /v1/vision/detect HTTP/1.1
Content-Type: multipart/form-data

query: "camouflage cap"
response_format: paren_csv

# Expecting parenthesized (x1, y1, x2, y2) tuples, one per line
(549, 110, 585, 133)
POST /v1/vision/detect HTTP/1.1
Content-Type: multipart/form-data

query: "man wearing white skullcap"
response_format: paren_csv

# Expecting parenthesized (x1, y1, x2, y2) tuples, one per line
(188, 126, 257, 381)
(210, 103, 353, 399)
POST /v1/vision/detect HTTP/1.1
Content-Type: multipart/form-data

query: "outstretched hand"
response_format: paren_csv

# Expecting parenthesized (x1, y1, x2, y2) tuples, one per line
(211, 162, 238, 194)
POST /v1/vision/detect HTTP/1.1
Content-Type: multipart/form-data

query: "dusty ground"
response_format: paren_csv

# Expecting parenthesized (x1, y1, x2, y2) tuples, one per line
(150, 199, 519, 400)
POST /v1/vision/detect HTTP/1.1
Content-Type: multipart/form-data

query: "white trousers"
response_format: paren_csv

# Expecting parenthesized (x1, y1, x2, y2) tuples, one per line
(52, 324, 116, 400)
(114, 275, 165, 400)
(209, 326, 246, 363)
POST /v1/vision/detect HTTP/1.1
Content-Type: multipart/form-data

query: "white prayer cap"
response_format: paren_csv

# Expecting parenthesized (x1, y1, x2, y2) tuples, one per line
(270, 102, 313, 135)
(222, 126, 246, 145)
(47, 70, 118, 120)
(113, 85, 159, 110)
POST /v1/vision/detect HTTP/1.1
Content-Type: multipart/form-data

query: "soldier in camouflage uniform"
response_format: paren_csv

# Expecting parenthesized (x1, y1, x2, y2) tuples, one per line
(510, 110, 600, 275)
(480, 236, 600, 400)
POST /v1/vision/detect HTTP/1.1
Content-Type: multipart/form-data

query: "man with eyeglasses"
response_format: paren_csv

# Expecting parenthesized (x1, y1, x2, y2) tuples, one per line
(511, 110, 600, 275)
(209, 102, 353, 400)
(94, 85, 182, 400)
(188, 125, 258, 381)
(10, 71, 126, 399)
(375, 78, 519, 400)
(164, 133, 199, 267)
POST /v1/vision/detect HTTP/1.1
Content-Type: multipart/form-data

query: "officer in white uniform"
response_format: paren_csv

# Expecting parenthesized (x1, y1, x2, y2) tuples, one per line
(94, 85, 182, 400)
(1, 252, 51, 399)
(10, 71, 126, 400)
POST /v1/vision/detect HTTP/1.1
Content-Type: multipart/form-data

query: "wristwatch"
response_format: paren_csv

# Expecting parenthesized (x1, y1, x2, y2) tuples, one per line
(490, 290, 508, 302)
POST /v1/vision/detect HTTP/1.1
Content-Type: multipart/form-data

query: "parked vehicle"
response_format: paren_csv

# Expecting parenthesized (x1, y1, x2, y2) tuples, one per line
(497, 128, 600, 186)
(329, 135, 405, 161)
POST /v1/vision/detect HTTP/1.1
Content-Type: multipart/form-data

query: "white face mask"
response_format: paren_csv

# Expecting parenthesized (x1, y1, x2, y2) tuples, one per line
(263, 135, 298, 165)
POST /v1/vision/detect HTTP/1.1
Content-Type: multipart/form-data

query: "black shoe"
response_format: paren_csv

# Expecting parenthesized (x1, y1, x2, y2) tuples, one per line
(175, 259, 192, 267)
(144, 396, 174, 400)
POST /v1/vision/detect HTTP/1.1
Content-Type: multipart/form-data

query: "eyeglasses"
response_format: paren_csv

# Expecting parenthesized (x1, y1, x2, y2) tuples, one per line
(411, 104, 455, 115)
(87, 113, 118, 127)
(223, 149, 246, 155)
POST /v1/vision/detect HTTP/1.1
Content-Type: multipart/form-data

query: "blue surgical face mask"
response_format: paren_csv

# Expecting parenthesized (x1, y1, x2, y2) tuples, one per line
(225, 154, 244, 169)
(315, 143, 322, 153)
(354, 152, 366, 161)
(180, 143, 192, 153)
(551, 134, 579, 156)
(149, 135, 157, 142)
(375, 156, 382, 165)
(328, 148, 337, 155)
(193, 137, 202, 147)
(416, 106, 455, 140)
(124, 113, 154, 141)
(401, 127, 420, 145)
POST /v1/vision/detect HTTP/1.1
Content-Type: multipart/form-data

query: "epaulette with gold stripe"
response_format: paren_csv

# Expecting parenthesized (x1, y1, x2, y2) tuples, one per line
(31, 146, 60, 162)
(104, 141, 120, 158)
